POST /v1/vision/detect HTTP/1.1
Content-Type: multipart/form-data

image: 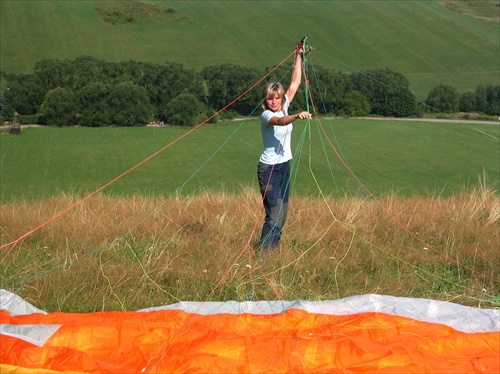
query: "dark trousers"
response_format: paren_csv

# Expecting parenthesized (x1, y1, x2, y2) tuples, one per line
(257, 161, 291, 250)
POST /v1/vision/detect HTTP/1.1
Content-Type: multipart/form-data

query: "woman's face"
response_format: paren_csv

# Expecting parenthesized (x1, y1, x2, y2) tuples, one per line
(266, 93, 282, 112)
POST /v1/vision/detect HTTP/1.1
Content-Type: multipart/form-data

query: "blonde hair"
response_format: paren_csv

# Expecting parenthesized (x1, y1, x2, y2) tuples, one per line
(261, 82, 285, 111)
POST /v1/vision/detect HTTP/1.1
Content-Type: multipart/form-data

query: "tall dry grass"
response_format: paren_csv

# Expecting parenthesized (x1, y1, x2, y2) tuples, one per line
(1, 187, 498, 312)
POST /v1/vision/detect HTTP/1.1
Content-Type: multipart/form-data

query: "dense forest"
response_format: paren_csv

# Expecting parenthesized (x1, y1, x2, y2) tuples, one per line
(1, 56, 498, 126)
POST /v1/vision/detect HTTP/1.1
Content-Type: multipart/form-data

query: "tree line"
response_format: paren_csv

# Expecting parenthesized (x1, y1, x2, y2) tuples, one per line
(0, 55, 498, 127)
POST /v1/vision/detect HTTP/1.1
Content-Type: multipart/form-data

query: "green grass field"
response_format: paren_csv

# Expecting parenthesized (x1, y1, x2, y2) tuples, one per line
(1, 0, 498, 99)
(1, 118, 498, 202)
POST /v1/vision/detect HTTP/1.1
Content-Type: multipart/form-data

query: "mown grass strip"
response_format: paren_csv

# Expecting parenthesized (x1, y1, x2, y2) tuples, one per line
(1, 119, 498, 202)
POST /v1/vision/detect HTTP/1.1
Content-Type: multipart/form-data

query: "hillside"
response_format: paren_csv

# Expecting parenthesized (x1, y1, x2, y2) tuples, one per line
(0, 0, 498, 99)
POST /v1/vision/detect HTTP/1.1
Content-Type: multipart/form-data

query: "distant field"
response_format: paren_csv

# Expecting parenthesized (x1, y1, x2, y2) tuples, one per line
(1, 118, 498, 202)
(1, 0, 499, 99)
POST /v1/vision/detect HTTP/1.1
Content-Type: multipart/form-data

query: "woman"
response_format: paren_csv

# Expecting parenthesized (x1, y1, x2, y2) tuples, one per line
(257, 43, 312, 250)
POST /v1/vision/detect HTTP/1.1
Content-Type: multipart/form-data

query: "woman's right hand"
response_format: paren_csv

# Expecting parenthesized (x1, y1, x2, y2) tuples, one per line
(296, 111, 312, 120)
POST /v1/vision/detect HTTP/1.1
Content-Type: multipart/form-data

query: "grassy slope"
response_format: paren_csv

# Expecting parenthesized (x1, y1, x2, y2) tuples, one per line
(1, 119, 498, 202)
(0, 0, 498, 99)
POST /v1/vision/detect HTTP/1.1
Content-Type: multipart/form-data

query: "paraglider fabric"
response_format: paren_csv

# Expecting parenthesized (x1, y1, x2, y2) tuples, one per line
(1, 290, 499, 373)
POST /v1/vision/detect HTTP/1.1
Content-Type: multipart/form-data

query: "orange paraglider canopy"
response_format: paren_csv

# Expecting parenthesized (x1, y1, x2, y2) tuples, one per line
(1, 290, 499, 373)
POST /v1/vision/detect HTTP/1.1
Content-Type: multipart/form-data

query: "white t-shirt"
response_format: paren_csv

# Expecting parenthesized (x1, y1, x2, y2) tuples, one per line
(259, 96, 293, 165)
